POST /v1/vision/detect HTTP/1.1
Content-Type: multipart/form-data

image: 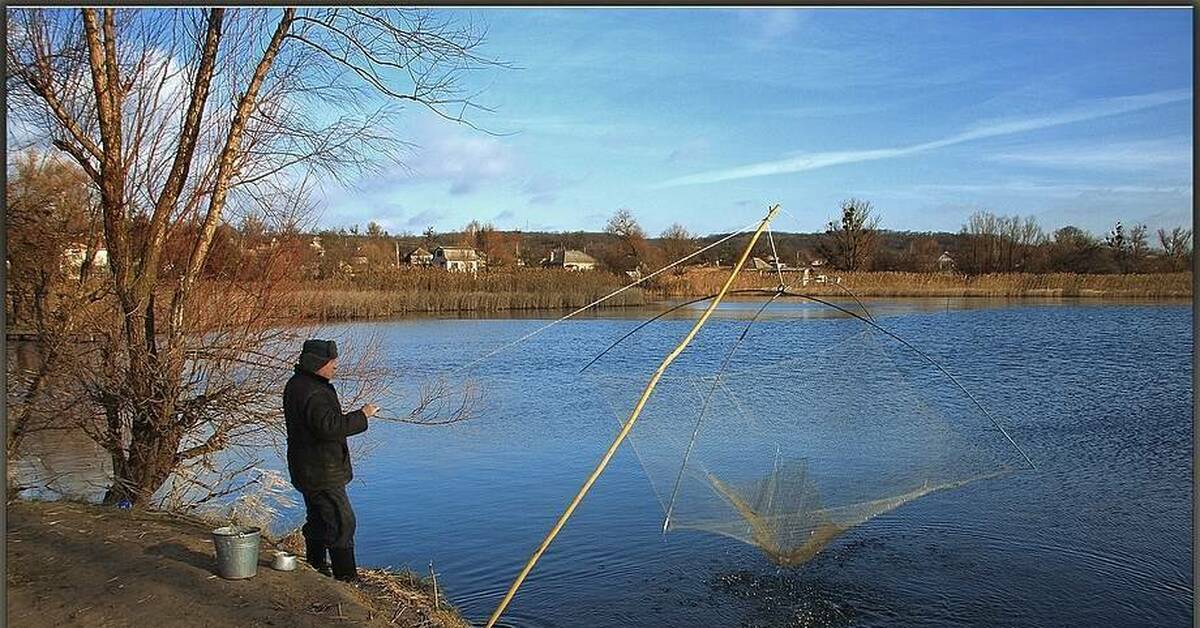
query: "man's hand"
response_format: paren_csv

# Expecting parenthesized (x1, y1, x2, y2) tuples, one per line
(362, 403, 379, 418)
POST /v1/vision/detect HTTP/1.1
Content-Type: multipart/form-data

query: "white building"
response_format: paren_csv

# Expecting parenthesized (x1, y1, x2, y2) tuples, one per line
(433, 246, 481, 273)
(405, 246, 434, 266)
(542, 247, 597, 271)
(62, 243, 108, 276)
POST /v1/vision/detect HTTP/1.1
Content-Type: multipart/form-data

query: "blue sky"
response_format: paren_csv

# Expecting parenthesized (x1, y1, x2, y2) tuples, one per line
(319, 8, 1193, 237)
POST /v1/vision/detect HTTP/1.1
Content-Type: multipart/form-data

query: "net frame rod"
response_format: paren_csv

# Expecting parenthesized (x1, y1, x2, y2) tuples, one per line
(766, 225, 786, 289)
(662, 290, 783, 533)
(483, 205, 781, 628)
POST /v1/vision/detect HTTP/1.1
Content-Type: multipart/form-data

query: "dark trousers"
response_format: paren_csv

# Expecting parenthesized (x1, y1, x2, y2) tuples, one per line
(300, 486, 359, 580)
(301, 485, 357, 549)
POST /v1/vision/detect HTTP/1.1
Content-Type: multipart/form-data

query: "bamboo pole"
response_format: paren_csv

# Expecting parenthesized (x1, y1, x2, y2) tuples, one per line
(484, 204, 780, 628)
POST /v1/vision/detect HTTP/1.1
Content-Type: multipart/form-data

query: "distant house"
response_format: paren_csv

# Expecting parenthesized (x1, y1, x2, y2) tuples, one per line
(543, 247, 597, 271)
(405, 247, 434, 266)
(937, 251, 956, 273)
(433, 246, 481, 273)
(62, 243, 108, 276)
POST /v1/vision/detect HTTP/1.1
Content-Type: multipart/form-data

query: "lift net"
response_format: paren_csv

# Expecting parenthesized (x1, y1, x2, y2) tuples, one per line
(584, 307, 1025, 566)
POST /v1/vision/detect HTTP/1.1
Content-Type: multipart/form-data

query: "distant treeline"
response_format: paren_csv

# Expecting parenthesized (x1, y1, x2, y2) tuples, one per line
(303, 203, 1192, 279)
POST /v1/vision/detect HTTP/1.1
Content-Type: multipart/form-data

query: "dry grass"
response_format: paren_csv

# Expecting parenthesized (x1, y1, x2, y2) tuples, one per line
(271, 268, 1189, 323)
(282, 268, 646, 321)
(272, 525, 468, 627)
(355, 568, 469, 628)
(654, 269, 1193, 299)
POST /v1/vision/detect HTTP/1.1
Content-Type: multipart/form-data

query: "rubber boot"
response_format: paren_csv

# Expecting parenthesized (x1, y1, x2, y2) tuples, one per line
(306, 540, 332, 577)
(330, 547, 358, 582)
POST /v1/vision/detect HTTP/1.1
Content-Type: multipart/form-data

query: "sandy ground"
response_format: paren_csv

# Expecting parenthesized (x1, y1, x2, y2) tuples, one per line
(6, 499, 467, 628)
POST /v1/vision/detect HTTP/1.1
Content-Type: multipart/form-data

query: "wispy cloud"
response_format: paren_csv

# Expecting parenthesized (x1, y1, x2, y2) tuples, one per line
(665, 138, 713, 164)
(986, 137, 1192, 171)
(501, 115, 632, 139)
(738, 9, 808, 49)
(520, 171, 581, 206)
(402, 209, 445, 230)
(655, 89, 1192, 188)
(378, 121, 520, 196)
(908, 181, 1192, 198)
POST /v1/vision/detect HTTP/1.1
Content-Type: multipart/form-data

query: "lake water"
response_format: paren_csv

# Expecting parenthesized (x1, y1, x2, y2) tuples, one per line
(324, 298, 1193, 627)
(13, 298, 1195, 626)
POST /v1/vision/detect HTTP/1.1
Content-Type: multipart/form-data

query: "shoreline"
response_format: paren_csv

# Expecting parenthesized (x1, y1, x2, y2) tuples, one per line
(5, 271, 1189, 334)
(6, 287, 1189, 339)
(5, 499, 468, 628)
(278, 271, 1191, 322)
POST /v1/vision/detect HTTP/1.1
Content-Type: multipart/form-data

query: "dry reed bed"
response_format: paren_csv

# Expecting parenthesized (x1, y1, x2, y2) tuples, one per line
(654, 270, 1193, 299)
(255, 269, 1191, 324)
(284, 268, 646, 321)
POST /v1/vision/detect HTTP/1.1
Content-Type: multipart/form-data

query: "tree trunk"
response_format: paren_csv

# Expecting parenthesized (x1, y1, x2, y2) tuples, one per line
(103, 402, 185, 506)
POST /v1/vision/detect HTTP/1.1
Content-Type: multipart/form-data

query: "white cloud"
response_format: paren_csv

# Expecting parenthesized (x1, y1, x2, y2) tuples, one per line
(908, 181, 1192, 198)
(665, 138, 712, 164)
(735, 8, 810, 50)
(501, 115, 629, 139)
(389, 121, 520, 196)
(986, 138, 1193, 171)
(402, 209, 445, 230)
(655, 88, 1192, 188)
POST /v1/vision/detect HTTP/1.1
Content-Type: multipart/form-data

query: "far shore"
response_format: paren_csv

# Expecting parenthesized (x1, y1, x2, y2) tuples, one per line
(279, 270, 1192, 322)
(4, 270, 1189, 336)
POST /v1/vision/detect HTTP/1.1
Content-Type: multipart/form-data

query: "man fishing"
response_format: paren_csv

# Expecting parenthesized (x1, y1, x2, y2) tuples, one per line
(283, 339, 379, 582)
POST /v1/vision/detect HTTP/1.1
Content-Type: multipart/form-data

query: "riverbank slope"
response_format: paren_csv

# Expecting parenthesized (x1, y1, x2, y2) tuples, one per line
(6, 499, 466, 627)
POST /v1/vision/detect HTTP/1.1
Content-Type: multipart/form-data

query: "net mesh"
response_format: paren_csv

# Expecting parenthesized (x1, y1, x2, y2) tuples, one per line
(584, 306, 1023, 566)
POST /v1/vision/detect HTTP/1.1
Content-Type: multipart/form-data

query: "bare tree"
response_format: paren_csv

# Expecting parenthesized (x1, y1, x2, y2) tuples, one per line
(1128, 224, 1150, 272)
(957, 211, 1045, 274)
(5, 152, 108, 462)
(5, 152, 99, 327)
(818, 198, 880, 271)
(659, 223, 695, 275)
(599, 208, 663, 274)
(902, 236, 942, 273)
(605, 209, 645, 253)
(1104, 221, 1147, 273)
(1046, 225, 1107, 273)
(7, 7, 500, 505)
(1157, 227, 1193, 271)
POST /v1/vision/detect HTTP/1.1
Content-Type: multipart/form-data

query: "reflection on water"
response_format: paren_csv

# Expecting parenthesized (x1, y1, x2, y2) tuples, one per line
(7, 340, 112, 503)
(10, 428, 111, 502)
(9, 299, 1194, 627)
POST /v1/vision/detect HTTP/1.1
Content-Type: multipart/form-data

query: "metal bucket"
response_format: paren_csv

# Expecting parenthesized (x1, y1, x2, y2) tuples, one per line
(212, 526, 262, 579)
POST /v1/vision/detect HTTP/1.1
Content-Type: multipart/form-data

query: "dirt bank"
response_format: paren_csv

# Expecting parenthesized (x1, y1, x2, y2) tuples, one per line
(6, 499, 467, 627)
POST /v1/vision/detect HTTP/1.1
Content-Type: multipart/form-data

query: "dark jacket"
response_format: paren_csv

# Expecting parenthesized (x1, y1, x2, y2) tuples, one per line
(283, 366, 368, 492)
